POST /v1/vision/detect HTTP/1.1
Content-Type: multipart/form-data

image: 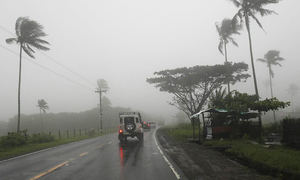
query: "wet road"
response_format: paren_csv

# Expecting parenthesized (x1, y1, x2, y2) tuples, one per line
(0, 129, 182, 180)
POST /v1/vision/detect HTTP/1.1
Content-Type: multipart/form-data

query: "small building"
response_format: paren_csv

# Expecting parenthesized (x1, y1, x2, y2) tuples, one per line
(191, 108, 259, 139)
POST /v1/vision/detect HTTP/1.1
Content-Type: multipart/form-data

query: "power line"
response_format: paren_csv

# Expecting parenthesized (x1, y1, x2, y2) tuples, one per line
(39, 52, 96, 87)
(0, 26, 96, 88)
(0, 44, 94, 91)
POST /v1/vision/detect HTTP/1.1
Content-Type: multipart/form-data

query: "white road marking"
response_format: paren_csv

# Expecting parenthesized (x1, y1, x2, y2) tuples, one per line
(154, 133, 181, 179)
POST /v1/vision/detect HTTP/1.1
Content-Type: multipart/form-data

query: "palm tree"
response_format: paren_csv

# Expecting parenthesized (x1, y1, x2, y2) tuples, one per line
(257, 50, 285, 121)
(230, 0, 280, 97)
(257, 50, 284, 98)
(230, 0, 280, 137)
(37, 99, 49, 132)
(6, 17, 50, 132)
(216, 18, 241, 94)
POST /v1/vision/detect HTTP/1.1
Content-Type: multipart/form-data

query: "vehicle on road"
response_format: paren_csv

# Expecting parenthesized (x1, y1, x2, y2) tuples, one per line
(118, 112, 144, 143)
(142, 121, 151, 129)
(148, 122, 156, 129)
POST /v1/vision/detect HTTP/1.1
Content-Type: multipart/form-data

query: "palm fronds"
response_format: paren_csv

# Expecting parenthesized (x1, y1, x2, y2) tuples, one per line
(6, 17, 50, 58)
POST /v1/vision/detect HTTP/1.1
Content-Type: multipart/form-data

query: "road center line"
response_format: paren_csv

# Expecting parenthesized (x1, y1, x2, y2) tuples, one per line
(29, 161, 69, 180)
(154, 133, 181, 179)
(79, 152, 88, 157)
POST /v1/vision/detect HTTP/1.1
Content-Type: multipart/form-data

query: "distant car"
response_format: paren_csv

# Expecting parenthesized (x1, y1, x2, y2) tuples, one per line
(142, 121, 150, 129)
(148, 122, 156, 129)
(118, 112, 144, 143)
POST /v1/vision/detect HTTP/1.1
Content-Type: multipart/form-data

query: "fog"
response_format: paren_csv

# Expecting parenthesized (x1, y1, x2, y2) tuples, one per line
(0, 0, 299, 123)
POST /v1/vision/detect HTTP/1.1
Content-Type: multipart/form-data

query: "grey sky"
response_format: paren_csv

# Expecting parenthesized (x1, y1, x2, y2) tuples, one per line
(0, 0, 299, 121)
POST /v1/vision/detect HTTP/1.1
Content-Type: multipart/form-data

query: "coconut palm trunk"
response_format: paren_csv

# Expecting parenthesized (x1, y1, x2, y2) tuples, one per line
(39, 108, 44, 133)
(268, 65, 277, 121)
(224, 43, 231, 94)
(245, 15, 262, 137)
(17, 43, 23, 133)
(245, 16, 259, 97)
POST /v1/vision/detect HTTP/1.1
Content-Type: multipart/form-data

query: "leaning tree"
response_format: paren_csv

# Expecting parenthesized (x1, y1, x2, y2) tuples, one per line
(230, 0, 281, 98)
(6, 17, 50, 132)
(230, 0, 281, 134)
(216, 18, 241, 93)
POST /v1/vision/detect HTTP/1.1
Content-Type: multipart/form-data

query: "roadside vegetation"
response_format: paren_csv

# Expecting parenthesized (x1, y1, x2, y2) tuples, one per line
(0, 128, 116, 161)
(163, 123, 195, 141)
(162, 121, 300, 179)
(204, 140, 300, 179)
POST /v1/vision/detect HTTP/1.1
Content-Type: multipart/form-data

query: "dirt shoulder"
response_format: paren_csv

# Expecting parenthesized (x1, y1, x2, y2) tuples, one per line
(156, 127, 273, 180)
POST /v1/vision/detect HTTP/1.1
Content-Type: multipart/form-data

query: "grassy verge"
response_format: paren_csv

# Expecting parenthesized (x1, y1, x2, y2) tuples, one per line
(162, 123, 196, 141)
(204, 139, 300, 179)
(0, 129, 116, 161)
(162, 124, 300, 179)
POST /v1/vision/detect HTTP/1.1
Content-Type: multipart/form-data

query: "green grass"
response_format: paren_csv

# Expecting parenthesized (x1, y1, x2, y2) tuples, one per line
(162, 124, 300, 179)
(204, 139, 300, 178)
(0, 129, 117, 161)
(163, 123, 199, 141)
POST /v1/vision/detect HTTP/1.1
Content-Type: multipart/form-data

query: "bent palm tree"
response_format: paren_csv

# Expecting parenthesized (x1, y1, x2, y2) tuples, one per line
(257, 50, 284, 98)
(216, 18, 241, 94)
(230, 0, 280, 97)
(257, 50, 285, 121)
(37, 99, 49, 132)
(6, 17, 50, 132)
(230, 0, 280, 137)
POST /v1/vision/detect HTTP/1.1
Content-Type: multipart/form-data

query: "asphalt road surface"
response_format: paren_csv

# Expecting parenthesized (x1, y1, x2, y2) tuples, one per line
(0, 129, 183, 180)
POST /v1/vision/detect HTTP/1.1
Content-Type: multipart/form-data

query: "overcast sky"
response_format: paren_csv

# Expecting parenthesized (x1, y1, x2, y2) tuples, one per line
(0, 0, 299, 121)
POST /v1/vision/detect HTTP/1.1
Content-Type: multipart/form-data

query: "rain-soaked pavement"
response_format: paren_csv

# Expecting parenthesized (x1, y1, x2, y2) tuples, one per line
(0, 129, 184, 180)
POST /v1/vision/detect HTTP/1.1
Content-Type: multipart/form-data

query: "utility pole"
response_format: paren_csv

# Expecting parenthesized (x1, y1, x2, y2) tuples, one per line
(95, 88, 107, 133)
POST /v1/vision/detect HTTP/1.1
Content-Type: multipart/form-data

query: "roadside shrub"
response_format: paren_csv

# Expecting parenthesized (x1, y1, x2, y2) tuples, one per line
(29, 133, 55, 143)
(0, 131, 28, 148)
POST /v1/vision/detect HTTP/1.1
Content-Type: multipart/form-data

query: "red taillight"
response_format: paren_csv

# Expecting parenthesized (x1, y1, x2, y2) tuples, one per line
(119, 129, 123, 134)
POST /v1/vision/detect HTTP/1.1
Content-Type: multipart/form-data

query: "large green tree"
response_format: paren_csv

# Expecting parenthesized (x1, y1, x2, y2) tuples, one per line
(147, 63, 250, 139)
(6, 17, 50, 132)
(216, 18, 241, 93)
(257, 50, 285, 121)
(147, 62, 250, 117)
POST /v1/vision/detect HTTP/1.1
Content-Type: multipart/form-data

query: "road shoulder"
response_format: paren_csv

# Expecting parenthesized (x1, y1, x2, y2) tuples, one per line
(156, 127, 273, 180)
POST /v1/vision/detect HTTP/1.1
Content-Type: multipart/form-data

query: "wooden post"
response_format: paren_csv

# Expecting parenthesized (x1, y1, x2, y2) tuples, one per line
(59, 129, 61, 139)
(67, 130, 69, 138)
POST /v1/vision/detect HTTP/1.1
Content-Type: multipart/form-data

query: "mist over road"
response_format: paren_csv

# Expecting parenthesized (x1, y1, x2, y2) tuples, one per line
(0, 129, 182, 180)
